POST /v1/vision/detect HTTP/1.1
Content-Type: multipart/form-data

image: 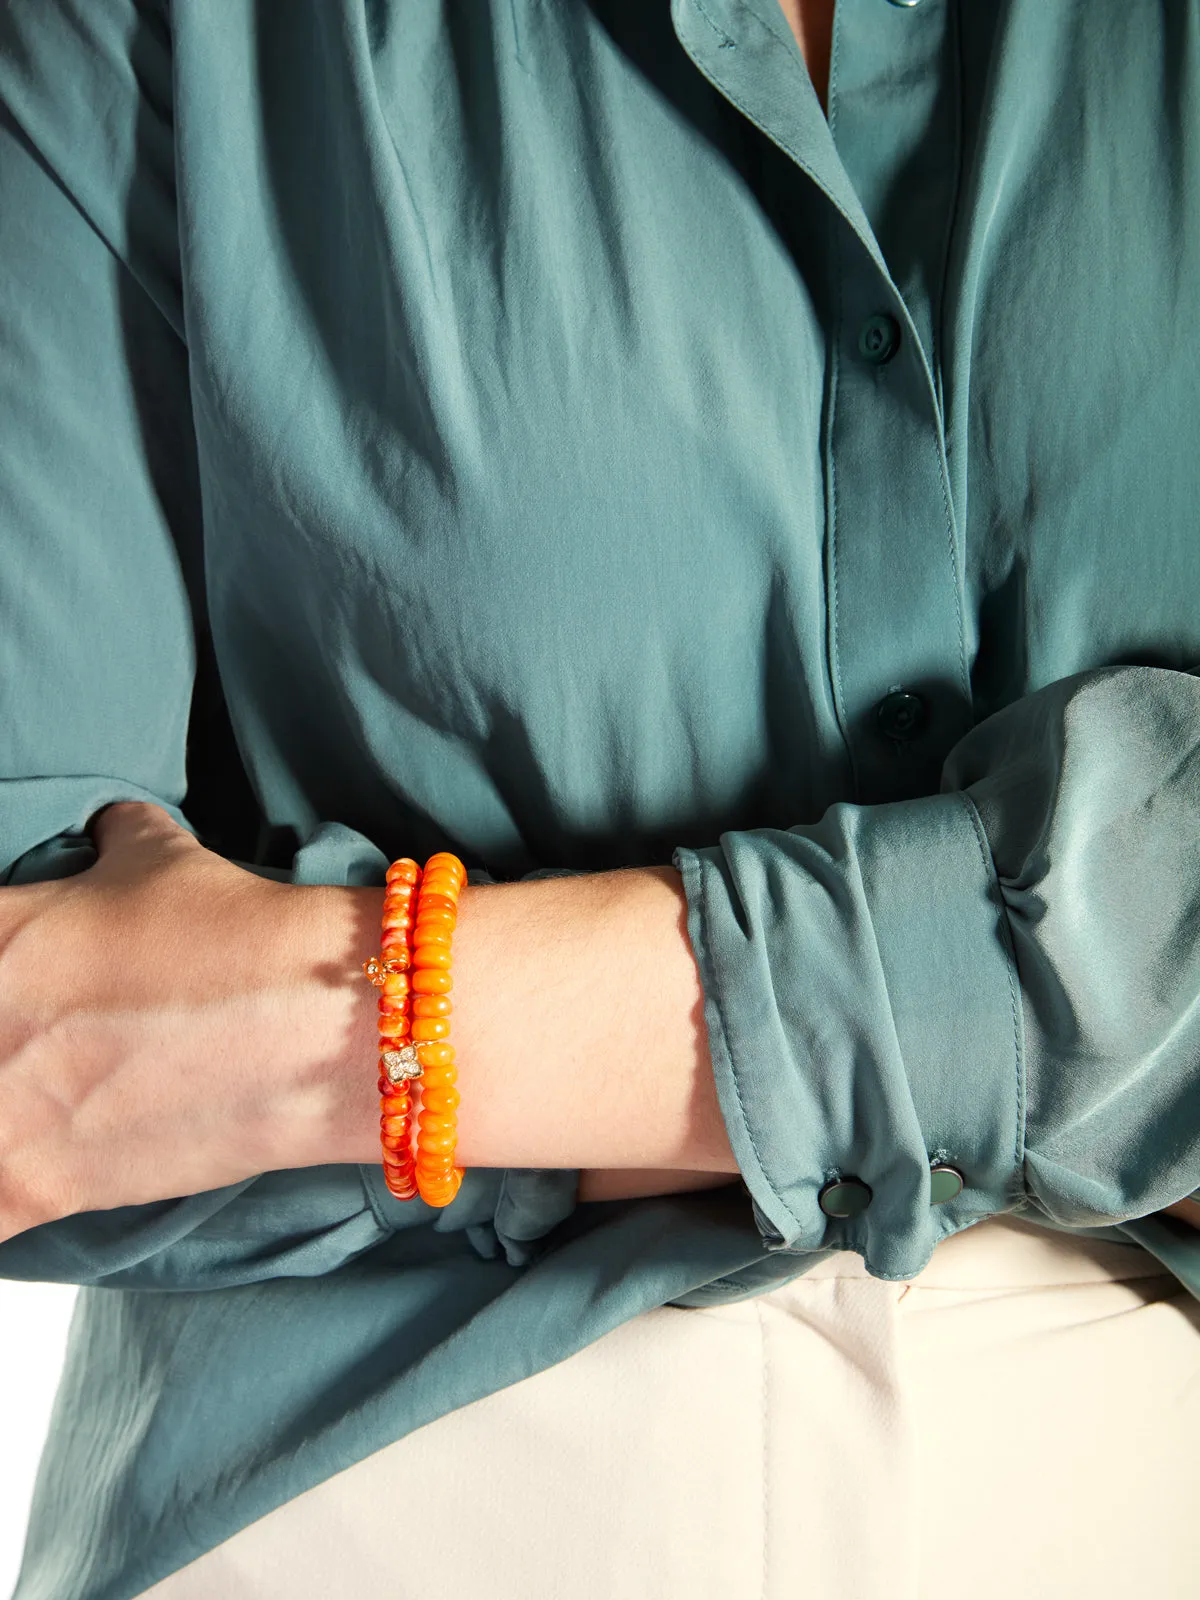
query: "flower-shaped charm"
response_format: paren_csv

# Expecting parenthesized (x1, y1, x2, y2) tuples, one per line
(381, 1044, 423, 1084)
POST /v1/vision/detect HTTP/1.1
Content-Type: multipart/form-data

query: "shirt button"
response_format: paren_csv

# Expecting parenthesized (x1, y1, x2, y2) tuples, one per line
(887, 0, 923, 8)
(875, 688, 928, 741)
(818, 1177, 873, 1218)
(858, 313, 901, 364)
(929, 1165, 964, 1205)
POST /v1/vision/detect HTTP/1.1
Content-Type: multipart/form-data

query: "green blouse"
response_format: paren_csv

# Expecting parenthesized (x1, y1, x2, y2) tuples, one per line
(3, 2, 1199, 1596)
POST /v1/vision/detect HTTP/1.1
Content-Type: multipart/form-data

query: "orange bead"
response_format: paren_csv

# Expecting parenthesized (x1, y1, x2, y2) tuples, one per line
(411, 968, 452, 994)
(416, 1154, 454, 1180)
(424, 855, 465, 883)
(416, 892, 458, 915)
(419, 873, 459, 893)
(381, 971, 410, 997)
(431, 875, 465, 898)
(419, 1107, 464, 1132)
(380, 1092, 411, 1114)
(411, 994, 452, 1017)
(419, 1085, 461, 1114)
(418, 1110, 456, 1136)
(381, 1110, 412, 1134)
(420, 883, 459, 907)
(417, 1137, 457, 1162)
(412, 945, 453, 970)
(415, 1042, 455, 1068)
(380, 1135, 411, 1157)
(411, 922, 452, 947)
(385, 868, 419, 889)
(377, 994, 410, 1013)
(415, 1065, 456, 1091)
(413, 903, 455, 926)
(410, 1017, 451, 1042)
(421, 1155, 462, 1179)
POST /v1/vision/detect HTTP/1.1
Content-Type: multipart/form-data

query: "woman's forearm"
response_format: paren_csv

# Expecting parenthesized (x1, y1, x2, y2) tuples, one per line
(297, 866, 741, 1183)
(5, 801, 1192, 1231)
(290, 871, 1200, 1228)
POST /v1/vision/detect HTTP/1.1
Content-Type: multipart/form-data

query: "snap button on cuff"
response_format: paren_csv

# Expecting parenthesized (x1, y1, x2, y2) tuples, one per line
(818, 1177, 873, 1218)
(929, 1165, 964, 1205)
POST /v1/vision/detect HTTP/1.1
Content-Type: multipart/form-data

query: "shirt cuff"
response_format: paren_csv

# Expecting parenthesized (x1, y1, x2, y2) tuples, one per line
(672, 789, 1025, 1280)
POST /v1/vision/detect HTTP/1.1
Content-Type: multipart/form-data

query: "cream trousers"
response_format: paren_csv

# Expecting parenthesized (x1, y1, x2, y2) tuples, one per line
(141, 1214, 1200, 1600)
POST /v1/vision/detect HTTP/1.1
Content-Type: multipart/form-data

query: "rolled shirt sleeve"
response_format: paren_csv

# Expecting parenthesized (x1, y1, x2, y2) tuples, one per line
(674, 664, 1200, 1280)
(0, 0, 579, 1289)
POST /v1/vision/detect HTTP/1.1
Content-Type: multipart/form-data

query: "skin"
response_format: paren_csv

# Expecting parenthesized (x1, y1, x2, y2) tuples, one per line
(776, 0, 836, 114)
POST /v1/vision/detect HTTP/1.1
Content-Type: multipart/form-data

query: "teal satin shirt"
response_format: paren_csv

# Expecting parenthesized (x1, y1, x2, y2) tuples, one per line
(3, 2, 1199, 1596)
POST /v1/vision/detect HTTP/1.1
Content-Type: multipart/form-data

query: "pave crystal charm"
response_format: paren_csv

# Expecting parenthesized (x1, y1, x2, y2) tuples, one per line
(381, 1045, 423, 1084)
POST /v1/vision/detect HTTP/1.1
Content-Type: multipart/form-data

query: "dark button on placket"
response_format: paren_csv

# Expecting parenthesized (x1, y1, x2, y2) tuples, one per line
(857, 313, 901, 365)
(818, 1178, 873, 1219)
(887, 0, 923, 8)
(875, 688, 928, 742)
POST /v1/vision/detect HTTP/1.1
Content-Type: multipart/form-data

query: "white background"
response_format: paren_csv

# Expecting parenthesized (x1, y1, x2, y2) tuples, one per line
(0, 1283, 78, 1600)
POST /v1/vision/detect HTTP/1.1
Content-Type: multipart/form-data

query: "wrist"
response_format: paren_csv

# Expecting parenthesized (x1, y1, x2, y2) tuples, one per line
(281, 864, 738, 1184)
(265, 882, 385, 1171)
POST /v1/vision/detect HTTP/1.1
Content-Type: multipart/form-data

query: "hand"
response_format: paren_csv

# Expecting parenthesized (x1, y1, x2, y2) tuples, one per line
(0, 802, 373, 1242)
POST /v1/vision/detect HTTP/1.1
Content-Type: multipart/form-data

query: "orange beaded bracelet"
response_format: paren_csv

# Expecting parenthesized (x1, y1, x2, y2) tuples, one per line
(362, 852, 467, 1207)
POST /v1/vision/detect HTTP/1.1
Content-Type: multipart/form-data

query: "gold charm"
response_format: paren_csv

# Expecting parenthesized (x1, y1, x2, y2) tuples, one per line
(362, 954, 409, 988)
(381, 1045, 423, 1084)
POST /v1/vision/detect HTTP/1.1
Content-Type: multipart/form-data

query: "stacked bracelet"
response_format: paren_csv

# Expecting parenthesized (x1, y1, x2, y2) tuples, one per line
(363, 852, 466, 1208)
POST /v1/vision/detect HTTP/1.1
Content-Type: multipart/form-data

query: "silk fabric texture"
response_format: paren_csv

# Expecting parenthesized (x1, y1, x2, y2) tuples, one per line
(1, 3, 1199, 1597)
